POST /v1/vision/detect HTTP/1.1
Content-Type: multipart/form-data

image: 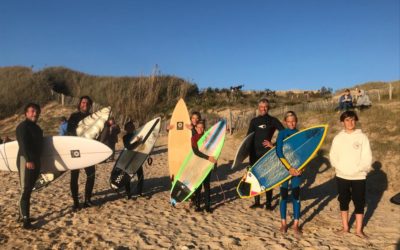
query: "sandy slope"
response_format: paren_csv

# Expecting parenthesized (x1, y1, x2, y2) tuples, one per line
(0, 133, 399, 250)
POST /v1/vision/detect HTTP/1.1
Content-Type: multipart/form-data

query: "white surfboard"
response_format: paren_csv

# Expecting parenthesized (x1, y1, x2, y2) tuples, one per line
(33, 107, 112, 190)
(76, 106, 111, 139)
(231, 132, 254, 169)
(115, 117, 161, 175)
(0, 136, 112, 172)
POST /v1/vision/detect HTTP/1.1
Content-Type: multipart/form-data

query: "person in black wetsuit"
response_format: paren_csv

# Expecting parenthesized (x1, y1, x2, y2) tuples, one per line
(16, 103, 43, 229)
(191, 120, 217, 213)
(121, 121, 143, 199)
(67, 96, 96, 210)
(247, 98, 284, 210)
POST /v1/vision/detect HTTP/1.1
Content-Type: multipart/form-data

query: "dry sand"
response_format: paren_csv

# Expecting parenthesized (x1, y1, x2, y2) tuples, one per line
(0, 133, 399, 250)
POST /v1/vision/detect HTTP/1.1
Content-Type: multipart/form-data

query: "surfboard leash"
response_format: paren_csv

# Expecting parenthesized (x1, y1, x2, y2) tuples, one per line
(0, 143, 11, 171)
(213, 166, 227, 204)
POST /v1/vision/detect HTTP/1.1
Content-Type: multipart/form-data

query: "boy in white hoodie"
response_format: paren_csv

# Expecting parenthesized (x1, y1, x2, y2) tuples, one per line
(330, 111, 372, 238)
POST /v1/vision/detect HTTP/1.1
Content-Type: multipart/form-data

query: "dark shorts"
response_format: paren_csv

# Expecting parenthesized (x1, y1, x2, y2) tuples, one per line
(336, 177, 366, 214)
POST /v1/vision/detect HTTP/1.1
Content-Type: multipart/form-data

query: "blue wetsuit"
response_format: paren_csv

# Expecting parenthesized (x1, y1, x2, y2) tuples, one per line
(276, 128, 301, 220)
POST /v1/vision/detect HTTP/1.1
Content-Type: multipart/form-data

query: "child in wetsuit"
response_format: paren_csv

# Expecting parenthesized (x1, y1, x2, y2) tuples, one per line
(276, 111, 302, 235)
(122, 121, 143, 199)
(191, 120, 216, 213)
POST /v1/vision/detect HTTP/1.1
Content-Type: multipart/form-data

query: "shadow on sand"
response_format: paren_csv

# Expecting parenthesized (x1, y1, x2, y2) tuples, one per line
(208, 160, 250, 209)
(349, 161, 387, 228)
(296, 150, 335, 228)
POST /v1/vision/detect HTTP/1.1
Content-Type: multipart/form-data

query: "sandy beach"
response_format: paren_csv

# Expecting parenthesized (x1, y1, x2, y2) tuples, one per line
(0, 132, 399, 250)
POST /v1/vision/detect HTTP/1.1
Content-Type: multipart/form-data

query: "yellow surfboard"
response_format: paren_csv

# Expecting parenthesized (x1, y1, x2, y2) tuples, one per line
(168, 99, 192, 181)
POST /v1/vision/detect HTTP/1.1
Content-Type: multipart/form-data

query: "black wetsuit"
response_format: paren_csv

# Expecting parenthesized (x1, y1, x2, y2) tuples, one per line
(67, 111, 95, 206)
(16, 119, 43, 220)
(122, 133, 144, 196)
(247, 114, 284, 207)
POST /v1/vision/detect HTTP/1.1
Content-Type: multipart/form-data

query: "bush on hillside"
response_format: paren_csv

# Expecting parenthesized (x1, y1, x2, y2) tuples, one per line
(0, 67, 52, 119)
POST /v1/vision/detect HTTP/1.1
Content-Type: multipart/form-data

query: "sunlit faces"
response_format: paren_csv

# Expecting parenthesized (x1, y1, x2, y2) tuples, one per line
(79, 98, 90, 112)
(25, 107, 40, 123)
(284, 115, 297, 130)
(342, 117, 356, 132)
(191, 114, 200, 126)
(195, 122, 205, 135)
(258, 101, 269, 116)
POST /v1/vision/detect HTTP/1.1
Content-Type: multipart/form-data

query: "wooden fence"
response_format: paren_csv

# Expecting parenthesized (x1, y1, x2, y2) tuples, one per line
(51, 84, 396, 135)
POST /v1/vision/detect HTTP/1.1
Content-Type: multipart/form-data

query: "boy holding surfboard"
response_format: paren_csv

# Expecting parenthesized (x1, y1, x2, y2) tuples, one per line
(16, 103, 43, 229)
(276, 111, 302, 235)
(122, 121, 143, 199)
(247, 98, 284, 210)
(330, 111, 372, 238)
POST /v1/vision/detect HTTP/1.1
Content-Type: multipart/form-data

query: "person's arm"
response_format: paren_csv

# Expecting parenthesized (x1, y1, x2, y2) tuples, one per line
(360, 135, 372, 173)
(191, 136, 216, 162)
(276, 131, 299, 176)
(16, 123, 36, 169)
(192, 136, 209, 160)
(262, 117, 284, 148)
(125, 139, 142, 150)
(16, 123, 33, 162)
(123, 134, 142, 150)
(329, 136, 339, 169)
(246, 119, 255, 136)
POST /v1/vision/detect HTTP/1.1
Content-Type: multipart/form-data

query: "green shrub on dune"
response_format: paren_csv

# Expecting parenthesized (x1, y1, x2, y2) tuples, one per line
(0, 67, 52, 119)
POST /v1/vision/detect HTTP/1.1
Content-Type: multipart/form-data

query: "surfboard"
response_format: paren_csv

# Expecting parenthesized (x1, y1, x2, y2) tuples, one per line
(76, 106, 111, 139)
(237, 125, 328, 198)
(109, 117, 161, 190)
(168, 99, 192, 181)
(34, 107, 111, 190)
(231, 132, 254, 169)
(0, 136, 112, 172)
(170, 119, 226, 205)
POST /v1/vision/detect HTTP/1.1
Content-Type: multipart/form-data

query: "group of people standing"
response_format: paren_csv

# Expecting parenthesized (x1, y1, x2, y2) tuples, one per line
(14, 96, 372, 239)
(244, 98, 372, 238)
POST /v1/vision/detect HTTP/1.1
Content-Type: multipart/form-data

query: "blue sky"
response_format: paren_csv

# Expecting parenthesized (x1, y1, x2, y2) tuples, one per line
(1, 0, 399, 91)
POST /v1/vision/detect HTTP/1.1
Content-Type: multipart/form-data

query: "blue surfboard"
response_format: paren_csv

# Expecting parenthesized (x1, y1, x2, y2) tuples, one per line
(237, 125, 328, 198)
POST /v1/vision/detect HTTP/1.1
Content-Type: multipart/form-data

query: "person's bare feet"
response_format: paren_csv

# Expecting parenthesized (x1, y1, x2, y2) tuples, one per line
(293, 226, 303, 237)
(355, 232, 368, 239)
(335, 229, 350, 235)
(279, 225, 288, 233)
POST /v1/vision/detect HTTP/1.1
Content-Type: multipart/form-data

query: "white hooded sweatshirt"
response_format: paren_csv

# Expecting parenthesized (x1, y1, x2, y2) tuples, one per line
(329, 129, 372, 180)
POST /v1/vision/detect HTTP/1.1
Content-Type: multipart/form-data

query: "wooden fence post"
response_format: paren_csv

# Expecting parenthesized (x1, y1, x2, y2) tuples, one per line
(389, 83, 393, 101)
(229, 109, 233, 135)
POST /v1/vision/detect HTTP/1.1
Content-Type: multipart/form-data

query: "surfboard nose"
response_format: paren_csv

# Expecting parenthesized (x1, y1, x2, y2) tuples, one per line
(237, 181, 251, 197)
(170, 198, 177, 207)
